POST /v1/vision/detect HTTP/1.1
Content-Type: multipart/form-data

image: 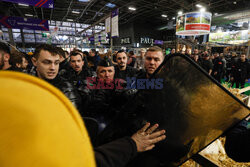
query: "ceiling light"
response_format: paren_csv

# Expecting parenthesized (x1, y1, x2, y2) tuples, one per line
(18, 3, 29, 7)
(106, 3, 116, 8)
(200, 8, 206, 12)
(72, 10, 80, 14)
(128, 7, 136, 11)
(233, 1, 237, 4)
(196, 4, 202, 8)
(214, 13, 218, 16)
(178, 11, 183, 15)
(99, 23, 104, 25)
(78, 0, 90, 2)
(25, 14, 33, 17)
(161, 14, 167, 18)
(67, 19, 74, 22)
(172, 17, 175, 20)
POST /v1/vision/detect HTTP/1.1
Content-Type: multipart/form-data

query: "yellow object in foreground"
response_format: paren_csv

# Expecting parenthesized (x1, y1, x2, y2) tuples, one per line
(0, 71, 96, 167)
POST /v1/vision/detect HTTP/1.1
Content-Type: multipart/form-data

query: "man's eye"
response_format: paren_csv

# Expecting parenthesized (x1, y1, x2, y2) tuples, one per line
(43, 61, 50, 64)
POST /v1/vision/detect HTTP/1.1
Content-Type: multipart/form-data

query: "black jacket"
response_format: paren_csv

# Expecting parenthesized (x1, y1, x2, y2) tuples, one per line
(232, 59, 250, 80)
(225, 120, 250, 162)
(213, 57, 224, 74)
(30, 71, 82, 111)
(201, 59, 213, 73)
(47, 75, 82, 111)
(114, 66, 139, 80)
(95, 137, 138, 167)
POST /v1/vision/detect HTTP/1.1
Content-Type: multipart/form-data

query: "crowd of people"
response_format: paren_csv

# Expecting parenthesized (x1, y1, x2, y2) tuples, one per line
(0, 41, 249, 166)
(170, 48, 250, 88)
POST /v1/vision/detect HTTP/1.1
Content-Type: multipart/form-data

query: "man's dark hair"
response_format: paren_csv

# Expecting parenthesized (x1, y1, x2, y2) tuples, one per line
(91, 49, 96, 54)
(83, 51, 89, 57)
(69, 51, 83, 61)
(55, 47, 66, 59)
(116, 49, 126, 56)
(9, 51, 25, 67)
(0, 42, 11, 55)
(64, 50, 69, 55)
(33, 44, 59, 59)
(129, 50, 134, 55)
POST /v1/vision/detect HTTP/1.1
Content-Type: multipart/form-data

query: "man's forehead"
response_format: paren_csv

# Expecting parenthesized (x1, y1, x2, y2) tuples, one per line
(146, 51, 163, 58)
(117, 52, 126, 57)
(38, 50, 59, 60)
(71, 54, 82, 60)
(99, 66, 114, 70)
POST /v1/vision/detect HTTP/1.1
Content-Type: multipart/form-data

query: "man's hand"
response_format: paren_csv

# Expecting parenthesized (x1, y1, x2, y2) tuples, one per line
(131, 122, 166, 152)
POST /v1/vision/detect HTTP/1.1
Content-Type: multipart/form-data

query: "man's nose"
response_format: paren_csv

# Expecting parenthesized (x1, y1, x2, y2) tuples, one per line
(50, 63, 56, 70)
(149, 60, 155, 64)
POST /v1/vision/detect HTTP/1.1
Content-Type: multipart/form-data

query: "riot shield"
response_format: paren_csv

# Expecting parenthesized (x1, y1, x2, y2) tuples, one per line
(99, 54, 249, 166)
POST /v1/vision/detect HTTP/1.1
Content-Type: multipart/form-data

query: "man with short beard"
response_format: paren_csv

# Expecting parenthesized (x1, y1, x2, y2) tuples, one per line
(8, 51, 28, 72)
(114, 50, 138, 80)
(0, 42, 11, 70)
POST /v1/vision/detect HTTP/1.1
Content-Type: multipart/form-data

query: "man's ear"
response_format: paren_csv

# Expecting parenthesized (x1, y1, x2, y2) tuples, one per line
(16, 63, 21, 68)
(31, 57, 37, 67)
(3, 54, 10, 61)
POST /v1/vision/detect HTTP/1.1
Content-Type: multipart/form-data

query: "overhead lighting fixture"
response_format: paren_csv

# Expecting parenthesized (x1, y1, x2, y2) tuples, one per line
(214, 13, 218, 16)
(78, 0, 90, 2)
(99, 23, 104, 26)
(105, 3, 116, 8)
(178, 11, 183, 15)
(172, 17, 175, 20)
(18, 3, 29, 7)
(161, 14, 167, 18)
(200, 8, 206, 12)
(72, 10, 80, 14)
(233, 1, 237, 4)
(128, 7, 136, 11)
(25, 14, 33, 17)
(67, 19, 74, 22)
(196, 4, 203, 8)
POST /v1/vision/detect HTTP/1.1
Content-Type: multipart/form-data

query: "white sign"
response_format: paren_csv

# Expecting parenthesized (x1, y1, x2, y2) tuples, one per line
(121, 37, 131, 44)
(105, 17, 111, 33)
(140, 37, 154, 44)
(111, 9, 119, 37)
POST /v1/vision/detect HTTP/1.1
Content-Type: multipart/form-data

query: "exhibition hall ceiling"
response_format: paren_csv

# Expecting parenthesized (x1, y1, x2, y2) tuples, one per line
(0, 0, 249, 26)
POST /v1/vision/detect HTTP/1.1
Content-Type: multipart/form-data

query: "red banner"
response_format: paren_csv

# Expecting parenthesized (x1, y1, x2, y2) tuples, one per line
(185, 24, 210, 31)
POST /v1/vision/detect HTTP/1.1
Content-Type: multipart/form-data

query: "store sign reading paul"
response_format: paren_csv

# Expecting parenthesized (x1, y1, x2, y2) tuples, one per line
(140, 37, 154, 44)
